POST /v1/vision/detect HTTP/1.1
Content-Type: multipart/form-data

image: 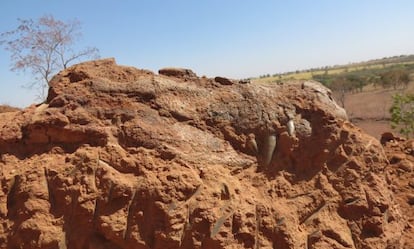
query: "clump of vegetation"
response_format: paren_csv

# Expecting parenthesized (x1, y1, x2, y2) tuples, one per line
(314, 65, 412, 91)
(311, 64, 413, 108)
(390, 93, 414, 138)
(378, 69, 410, 89)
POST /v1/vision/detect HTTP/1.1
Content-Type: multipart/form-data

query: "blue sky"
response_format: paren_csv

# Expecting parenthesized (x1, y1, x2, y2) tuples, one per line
(1, 0, 414, 107)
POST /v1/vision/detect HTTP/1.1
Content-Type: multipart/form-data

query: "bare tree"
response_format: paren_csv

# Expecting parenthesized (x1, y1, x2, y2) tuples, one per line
(0, 15, 99, 99)
(330, 76, 348, 108)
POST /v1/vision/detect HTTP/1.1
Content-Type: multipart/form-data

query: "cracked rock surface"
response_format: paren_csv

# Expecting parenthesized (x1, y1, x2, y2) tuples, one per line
(0, 58, 410, 248)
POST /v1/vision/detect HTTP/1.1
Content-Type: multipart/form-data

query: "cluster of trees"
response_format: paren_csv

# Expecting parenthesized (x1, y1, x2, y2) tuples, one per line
(259, 73, 271, 78)
(376, 69, 410, 89)
(313, 66, 412, 107)
(315, 67, 411, 92)
(313, 65, 414, 138)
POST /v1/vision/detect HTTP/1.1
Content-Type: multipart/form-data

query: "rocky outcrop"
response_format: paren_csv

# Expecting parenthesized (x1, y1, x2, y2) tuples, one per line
(0, 58, 410, 249)
(214, 76, 234, 85)
(158, 67, 197, 80)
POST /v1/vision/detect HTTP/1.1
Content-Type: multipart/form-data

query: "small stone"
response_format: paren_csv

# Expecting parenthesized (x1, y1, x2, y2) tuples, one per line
(398, 160, 413, 172)
(158, 67, 197, 79)
(214, 76, 234, 85)
(238, 79, 250, 84)
(380, 132, 397, 145)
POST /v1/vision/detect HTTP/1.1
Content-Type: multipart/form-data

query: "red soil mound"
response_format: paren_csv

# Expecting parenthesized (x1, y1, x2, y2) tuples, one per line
(0, 58, 410, 249)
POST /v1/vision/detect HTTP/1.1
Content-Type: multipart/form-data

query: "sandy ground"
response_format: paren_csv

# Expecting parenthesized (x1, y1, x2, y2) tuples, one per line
(352, 119, 391, 139)
(341, 82, 414, 139)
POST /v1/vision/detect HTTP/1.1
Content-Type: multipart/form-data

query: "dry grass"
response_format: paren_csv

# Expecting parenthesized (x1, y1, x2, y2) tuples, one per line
(254, 61, 414, 83)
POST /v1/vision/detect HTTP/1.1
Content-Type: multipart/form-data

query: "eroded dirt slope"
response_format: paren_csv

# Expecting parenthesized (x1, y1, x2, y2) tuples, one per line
(381, 133, 414, 248)
(0, 58, 410, 249)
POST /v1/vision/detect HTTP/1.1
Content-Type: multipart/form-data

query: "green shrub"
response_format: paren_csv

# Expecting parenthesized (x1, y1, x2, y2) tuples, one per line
(390, 93, 414, 138)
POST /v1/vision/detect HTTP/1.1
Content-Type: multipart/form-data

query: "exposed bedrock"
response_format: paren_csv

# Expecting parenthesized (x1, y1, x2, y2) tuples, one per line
(0, 58, 408, 249)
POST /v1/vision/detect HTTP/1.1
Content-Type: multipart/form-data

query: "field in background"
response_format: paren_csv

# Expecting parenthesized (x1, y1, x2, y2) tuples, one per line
(346, 81, 414, 139)
(253, 54, 414, 83)
(252, 54, 414, 139)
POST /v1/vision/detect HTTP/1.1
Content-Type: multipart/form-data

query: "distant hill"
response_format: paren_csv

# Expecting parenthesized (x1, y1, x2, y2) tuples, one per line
(254, 54, 414, 83)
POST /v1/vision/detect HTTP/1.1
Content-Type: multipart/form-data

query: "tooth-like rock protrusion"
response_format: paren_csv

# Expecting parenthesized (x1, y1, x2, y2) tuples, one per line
(287, 119, 295, 137)
(260, 134, 277, 168)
